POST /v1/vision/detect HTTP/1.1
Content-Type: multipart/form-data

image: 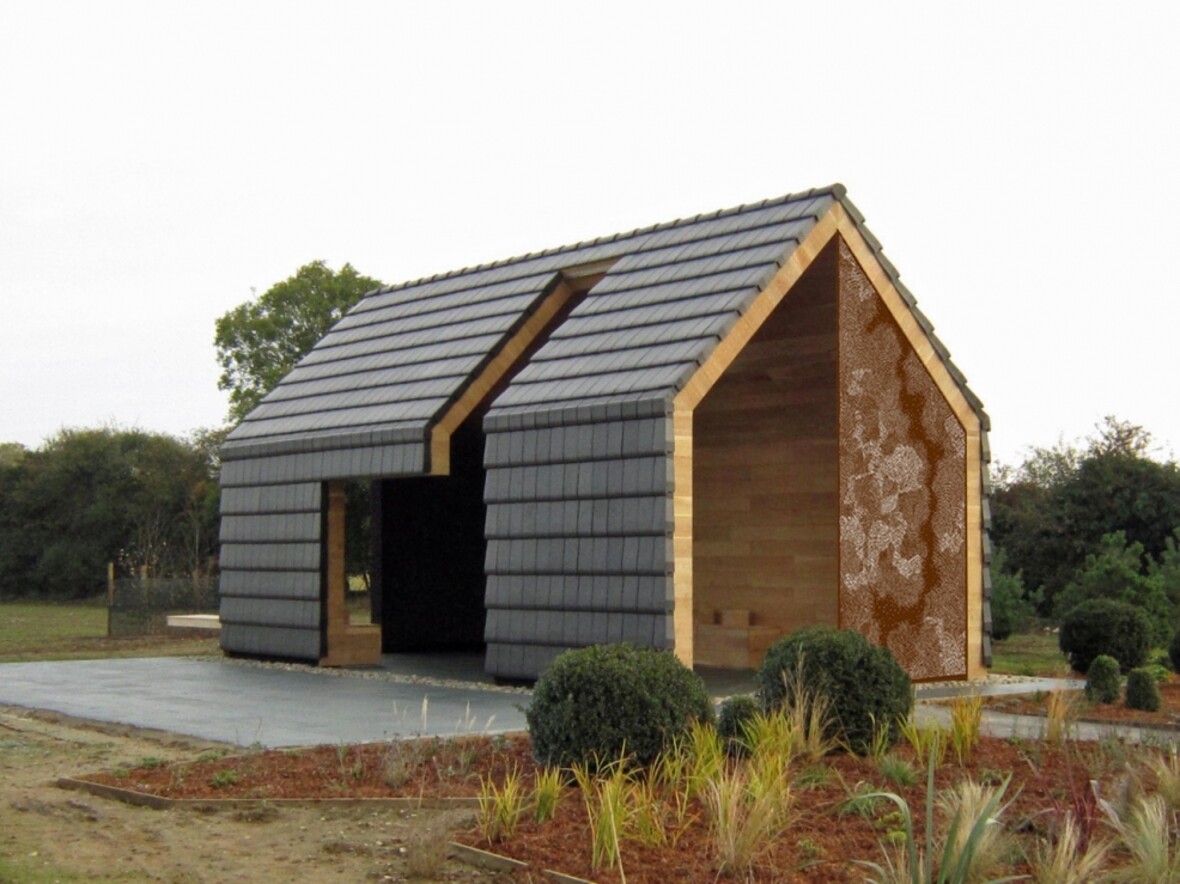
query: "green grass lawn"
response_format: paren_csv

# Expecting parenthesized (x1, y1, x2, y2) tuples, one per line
(0, 601, 218, 663)
(988, 629, 1072, 677)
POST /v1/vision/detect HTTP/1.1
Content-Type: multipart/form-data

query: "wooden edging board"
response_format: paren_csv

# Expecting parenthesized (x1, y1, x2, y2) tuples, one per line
(58, 777, 590, 882)
(57, 778, 587, 882)
(55, 777, 479, 811)
(446, 842, 592, 883)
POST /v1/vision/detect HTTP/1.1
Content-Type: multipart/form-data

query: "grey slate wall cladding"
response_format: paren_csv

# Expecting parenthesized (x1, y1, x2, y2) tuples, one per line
(216, 183, 993, 676)
(217, 474, 323, 660)
(482, 404, 675, 679)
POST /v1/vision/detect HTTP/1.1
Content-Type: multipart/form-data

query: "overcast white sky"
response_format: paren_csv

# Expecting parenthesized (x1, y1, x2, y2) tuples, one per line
(2, 1, 1177, 467)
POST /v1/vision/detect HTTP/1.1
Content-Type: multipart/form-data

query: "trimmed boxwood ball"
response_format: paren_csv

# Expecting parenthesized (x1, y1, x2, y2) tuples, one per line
(1085, 654, 1121, 704)
(757, 626, 912, 754)
(1058, 598, 1151, 674)
(1125, 667, 1162, 712)
(525, 643, 713, 770)
(717, 694, 760, 756)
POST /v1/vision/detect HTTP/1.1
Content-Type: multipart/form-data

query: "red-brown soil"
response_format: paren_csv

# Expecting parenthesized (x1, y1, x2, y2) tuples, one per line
(981, 678, 1180, 730)
(77, 729, 1158, 882)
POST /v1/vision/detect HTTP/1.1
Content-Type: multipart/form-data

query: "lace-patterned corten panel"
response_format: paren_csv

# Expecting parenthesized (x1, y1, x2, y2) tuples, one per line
(838, 240, 966, 680)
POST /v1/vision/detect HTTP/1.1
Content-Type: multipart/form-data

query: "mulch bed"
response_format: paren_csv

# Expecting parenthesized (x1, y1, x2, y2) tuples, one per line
(70, 729, 1152, 882)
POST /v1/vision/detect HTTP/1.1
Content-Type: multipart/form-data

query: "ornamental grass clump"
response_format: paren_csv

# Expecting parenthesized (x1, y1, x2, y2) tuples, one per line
(570, 755, 632, 873)
(476, 764, 527, 844)
(1045, 690, 1080, 744)
(702, 758, 793, 877)
(1085, 654, 1122, 704)
(898, 716, 948, 768)
(948, 695, 983, 766)
(1027, 811, 1111, 884)
(1103, 794, 1180, 882)
(531, 766, 563, 823)
(526, 643, 713, 771)
(757, 626, 912, 755)
(856, 751, 1016, 884)
(1147, 748, 1180, 811)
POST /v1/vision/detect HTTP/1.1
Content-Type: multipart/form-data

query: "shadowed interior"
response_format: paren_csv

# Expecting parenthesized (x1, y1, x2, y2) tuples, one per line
(372, 420, 488, 651)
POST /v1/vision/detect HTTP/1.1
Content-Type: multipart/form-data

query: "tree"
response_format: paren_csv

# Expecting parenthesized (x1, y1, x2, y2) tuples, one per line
(988, 547, 1038, 640)
(0, 427, 221, 599)
(991, 417, 1180, 611)
(1149, 530, 1180, 623)
(214, 261, 383, 422)
(1053, 532, 1172, 646)
(0, 442, 26, 468)
(214, 261, 384, 582)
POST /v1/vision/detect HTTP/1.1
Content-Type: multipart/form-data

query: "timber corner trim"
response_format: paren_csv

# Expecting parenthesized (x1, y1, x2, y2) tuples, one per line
(429, 276, 578, 475)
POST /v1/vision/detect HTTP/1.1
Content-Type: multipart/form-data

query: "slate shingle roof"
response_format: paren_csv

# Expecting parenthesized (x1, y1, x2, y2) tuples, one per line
(221, 184, 987, 467)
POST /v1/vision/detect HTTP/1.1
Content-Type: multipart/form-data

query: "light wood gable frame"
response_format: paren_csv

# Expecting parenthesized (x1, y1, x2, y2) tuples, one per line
(671, 202, 986, 678)
(427, 258, 611, 476)
(321, 271, 594, 665)
(428, 276, 581, 476)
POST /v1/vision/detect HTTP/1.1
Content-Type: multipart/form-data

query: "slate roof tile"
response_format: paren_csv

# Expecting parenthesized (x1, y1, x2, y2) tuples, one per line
(223, 184, 986, 467)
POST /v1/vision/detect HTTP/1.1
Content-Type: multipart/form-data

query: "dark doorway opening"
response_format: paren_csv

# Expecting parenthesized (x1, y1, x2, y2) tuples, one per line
(371, 420, 488, 651)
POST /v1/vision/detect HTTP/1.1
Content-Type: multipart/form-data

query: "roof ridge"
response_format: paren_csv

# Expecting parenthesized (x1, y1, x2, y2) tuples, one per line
(374, 184, 846, 296)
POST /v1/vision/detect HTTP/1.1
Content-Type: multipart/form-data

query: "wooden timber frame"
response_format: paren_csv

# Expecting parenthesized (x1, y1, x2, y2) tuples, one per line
(320, 482, 381, 665)
(318, 269, 600, 666)
(671, 203, 985, 680)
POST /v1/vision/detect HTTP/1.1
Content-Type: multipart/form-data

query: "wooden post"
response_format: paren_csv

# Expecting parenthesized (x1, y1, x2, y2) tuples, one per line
(320, 481, 381, 666)
(326, 482, 348, 634)
(107, 562, 115, 637)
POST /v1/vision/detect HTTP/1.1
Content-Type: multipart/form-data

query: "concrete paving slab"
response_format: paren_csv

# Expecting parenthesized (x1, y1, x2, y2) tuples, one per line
(0, 657, 528, 748)
(4, 655, 1173, 752)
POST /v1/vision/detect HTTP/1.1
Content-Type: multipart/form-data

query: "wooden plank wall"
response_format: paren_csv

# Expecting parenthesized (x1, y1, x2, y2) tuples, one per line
(692, 243, 840, 665)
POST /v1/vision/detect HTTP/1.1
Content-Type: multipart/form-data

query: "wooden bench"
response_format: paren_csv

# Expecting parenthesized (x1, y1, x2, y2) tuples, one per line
(165, 614, 221, 631)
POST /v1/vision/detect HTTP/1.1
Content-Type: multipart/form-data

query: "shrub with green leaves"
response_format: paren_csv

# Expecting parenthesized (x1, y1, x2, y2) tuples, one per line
(717, 694, 759, 756)
(1085, 654, 1121, 704)
(526, 643, 713, 770)
(989, 548, 1038, 641)
(757, 626, 912, 754)
(1058, 598, 1151, 674)
(1125, 667, 1162, 712)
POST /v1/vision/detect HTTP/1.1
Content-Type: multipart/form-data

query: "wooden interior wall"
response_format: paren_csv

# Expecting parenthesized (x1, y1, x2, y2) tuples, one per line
(692, 243, 839, 666)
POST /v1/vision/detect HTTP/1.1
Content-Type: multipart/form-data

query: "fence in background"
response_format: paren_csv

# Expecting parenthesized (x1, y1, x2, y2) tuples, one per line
(107, 566, 218, 636)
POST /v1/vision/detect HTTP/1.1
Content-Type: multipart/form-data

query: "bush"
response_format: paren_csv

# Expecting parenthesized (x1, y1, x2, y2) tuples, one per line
(756, 626, 912, 754)
(1144, 663, 1172, 684)
(1085, 654, 1121, 704)
(989, 549, 1038, 641)
(525, 644, 713, 770)
(1125, 668, 1162, 712)
(1058, 598, 1151, 674)
(1170, 629, 1180, 673)
(717, 695, 759, 756)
